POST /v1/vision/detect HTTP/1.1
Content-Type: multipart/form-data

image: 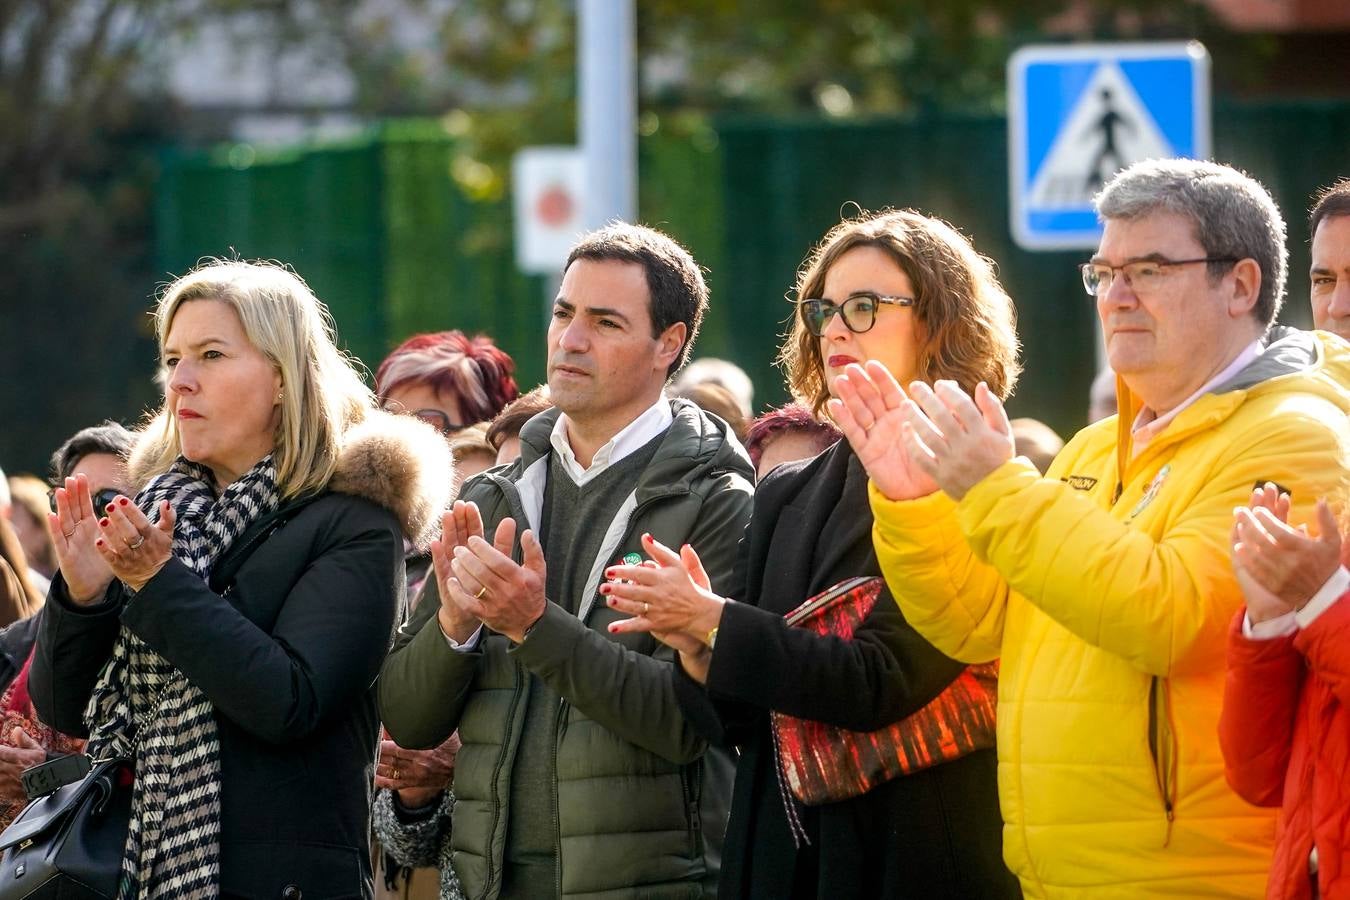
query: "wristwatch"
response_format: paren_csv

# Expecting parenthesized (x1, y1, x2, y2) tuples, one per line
(705, 626, 719, 650)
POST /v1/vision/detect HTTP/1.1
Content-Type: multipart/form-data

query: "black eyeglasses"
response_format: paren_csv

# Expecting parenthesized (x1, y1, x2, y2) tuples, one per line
(49, 487, 122, 514)
(799, 292, 915, 337)
(1079, 257, 1237, 296)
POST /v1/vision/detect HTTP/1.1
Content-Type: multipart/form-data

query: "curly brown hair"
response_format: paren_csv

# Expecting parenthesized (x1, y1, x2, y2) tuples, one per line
(778, 209, 1021, 416)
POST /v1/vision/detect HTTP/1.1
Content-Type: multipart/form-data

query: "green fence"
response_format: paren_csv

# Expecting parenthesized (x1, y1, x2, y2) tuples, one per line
(154, 99, 1350, 441)
(154, 121, 728, 393)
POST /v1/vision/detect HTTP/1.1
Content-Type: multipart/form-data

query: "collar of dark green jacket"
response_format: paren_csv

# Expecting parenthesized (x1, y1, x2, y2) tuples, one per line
(505, 397, 753, 505)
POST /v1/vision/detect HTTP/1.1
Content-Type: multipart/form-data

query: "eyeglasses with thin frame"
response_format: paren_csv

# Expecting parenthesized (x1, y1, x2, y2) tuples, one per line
(380, 401, 468, 436)
(799, 292, 915, 337)
(1079, 257, 1238, 297)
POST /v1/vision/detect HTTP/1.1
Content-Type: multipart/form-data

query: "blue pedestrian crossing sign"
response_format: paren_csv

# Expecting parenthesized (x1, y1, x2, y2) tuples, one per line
(1008, 42, 1211, 251)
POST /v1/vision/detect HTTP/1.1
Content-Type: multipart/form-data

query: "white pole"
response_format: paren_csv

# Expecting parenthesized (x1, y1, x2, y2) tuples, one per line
(578, 0, 636, 229)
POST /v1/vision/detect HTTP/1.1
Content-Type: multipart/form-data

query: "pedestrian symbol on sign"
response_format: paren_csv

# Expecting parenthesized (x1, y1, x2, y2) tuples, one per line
(1026, 62, 1172, 212)
(1084, 89, 1129, 192)
(1009, 42, 1211, 250)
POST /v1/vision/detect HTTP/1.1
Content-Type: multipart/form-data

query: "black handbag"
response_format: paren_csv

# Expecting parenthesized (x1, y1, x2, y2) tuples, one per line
(0, 642, 184, 898)
(0, 755, 133, 898)
(0, 504, 312, 898)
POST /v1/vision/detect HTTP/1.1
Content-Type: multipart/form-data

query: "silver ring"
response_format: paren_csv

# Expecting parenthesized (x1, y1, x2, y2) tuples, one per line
(127, 536, 145, 550)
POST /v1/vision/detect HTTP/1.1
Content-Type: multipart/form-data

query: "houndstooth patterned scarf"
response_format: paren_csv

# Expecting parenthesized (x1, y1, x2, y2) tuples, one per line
(84, 455, 281, 899)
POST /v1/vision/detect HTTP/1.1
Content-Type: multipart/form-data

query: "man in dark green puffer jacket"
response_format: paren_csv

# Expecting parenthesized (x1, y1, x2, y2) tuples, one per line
(378, 224, 754, 900)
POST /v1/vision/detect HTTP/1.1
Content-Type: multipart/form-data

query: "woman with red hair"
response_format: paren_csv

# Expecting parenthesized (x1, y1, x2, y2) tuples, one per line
(375, 331, 519, 437)
(372, 331, 518, 900)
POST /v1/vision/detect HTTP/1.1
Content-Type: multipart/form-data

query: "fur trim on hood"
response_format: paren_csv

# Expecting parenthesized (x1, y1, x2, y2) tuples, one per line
(129, 408, 453, 550)
(329, 409, 453, 550)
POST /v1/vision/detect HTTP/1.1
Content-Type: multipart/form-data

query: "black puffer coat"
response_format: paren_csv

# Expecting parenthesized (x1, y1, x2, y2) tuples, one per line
(32, 411, 452, 900)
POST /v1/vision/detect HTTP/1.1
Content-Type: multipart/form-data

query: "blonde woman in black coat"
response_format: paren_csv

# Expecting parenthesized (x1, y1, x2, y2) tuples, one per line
(35, 260, 452, 899)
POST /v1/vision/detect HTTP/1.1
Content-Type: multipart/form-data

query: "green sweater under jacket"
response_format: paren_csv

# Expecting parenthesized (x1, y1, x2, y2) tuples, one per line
(378, 400, 755, 900)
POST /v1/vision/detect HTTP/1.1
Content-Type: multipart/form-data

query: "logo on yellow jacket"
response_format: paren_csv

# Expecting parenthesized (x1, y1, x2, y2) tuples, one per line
(1128, 463, 1171, 519)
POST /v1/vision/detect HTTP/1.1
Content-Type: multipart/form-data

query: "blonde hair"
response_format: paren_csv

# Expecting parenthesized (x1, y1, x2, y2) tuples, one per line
(134, 260, 374, 498)
(448, 422, 494, 467)
(779, 209, 1021, 415)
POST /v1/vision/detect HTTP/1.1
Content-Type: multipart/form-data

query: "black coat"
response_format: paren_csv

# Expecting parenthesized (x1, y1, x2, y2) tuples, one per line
(673, 441, 1020, 900)
(32, 491, 405, 899)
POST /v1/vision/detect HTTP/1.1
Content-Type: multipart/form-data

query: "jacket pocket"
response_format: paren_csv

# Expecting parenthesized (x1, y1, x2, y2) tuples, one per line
(680, 757, 705, 863)
(1147, 676, 1177, 846)
(220, 839, 367, 899)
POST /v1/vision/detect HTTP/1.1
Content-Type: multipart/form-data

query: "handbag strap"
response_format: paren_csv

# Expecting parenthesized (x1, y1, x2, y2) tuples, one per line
(768, 716, 811, 848)
(92, 675, 177, 763)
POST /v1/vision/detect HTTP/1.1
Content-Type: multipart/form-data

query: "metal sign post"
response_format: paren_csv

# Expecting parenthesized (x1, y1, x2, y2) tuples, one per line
(578, 0, 636, 229)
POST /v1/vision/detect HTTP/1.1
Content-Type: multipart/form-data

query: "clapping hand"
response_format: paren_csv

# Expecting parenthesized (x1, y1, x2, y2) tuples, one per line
(435, 511, 547, 645)
(1231, 483, 1343, 622)
(832, 365, 1016, 501)
(47, 475, 174, 601)
(430, 501, 490, 643)
(93, 495, 175, 592)
(603, 534, 725, 681)
(897, 379, 1015, 501)
(828, 362, 939, 501)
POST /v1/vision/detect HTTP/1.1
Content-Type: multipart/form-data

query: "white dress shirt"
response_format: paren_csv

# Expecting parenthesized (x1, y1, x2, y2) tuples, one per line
(442, 397, 673, 650)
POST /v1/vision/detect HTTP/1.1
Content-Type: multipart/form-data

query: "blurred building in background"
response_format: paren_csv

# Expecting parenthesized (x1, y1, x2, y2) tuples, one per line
(3, 0, 1349, 474)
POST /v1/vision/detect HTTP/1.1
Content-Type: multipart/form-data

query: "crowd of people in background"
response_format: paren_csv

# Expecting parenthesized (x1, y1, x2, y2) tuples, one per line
(0, 160, 1348, 900)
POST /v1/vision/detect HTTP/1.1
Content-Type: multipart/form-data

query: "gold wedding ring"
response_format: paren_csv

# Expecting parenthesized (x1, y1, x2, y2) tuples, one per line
(391, 765, 401, 780)
(643, 601, 650, 615)
(474, 586, 488, 600)
(128, 536, 145, 550)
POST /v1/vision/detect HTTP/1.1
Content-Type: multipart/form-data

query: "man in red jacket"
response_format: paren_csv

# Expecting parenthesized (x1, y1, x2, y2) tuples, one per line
(1221, 484, 1350, 899)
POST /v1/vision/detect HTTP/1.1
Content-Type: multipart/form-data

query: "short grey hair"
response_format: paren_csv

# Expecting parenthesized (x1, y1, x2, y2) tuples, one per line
(1094, 158, 1288, 326)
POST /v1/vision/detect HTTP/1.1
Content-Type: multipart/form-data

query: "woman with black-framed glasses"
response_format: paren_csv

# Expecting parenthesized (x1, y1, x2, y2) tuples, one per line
(601, 209, 1023, 899)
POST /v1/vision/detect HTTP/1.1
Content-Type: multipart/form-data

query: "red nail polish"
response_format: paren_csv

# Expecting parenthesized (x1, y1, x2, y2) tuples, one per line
(100, 517, 109, 527)
(643, 534, 653, 543)
(96, 539, 104, 547)
(106, 503, 115, 513)
(118, 497, 129, 506)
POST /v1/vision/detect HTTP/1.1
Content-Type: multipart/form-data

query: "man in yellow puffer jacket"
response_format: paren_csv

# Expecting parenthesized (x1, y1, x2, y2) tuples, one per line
(829, 159, 1350, 898)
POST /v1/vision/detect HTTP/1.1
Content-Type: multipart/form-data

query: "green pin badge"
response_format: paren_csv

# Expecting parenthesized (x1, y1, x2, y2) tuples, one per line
(623, 552, 642, 566)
